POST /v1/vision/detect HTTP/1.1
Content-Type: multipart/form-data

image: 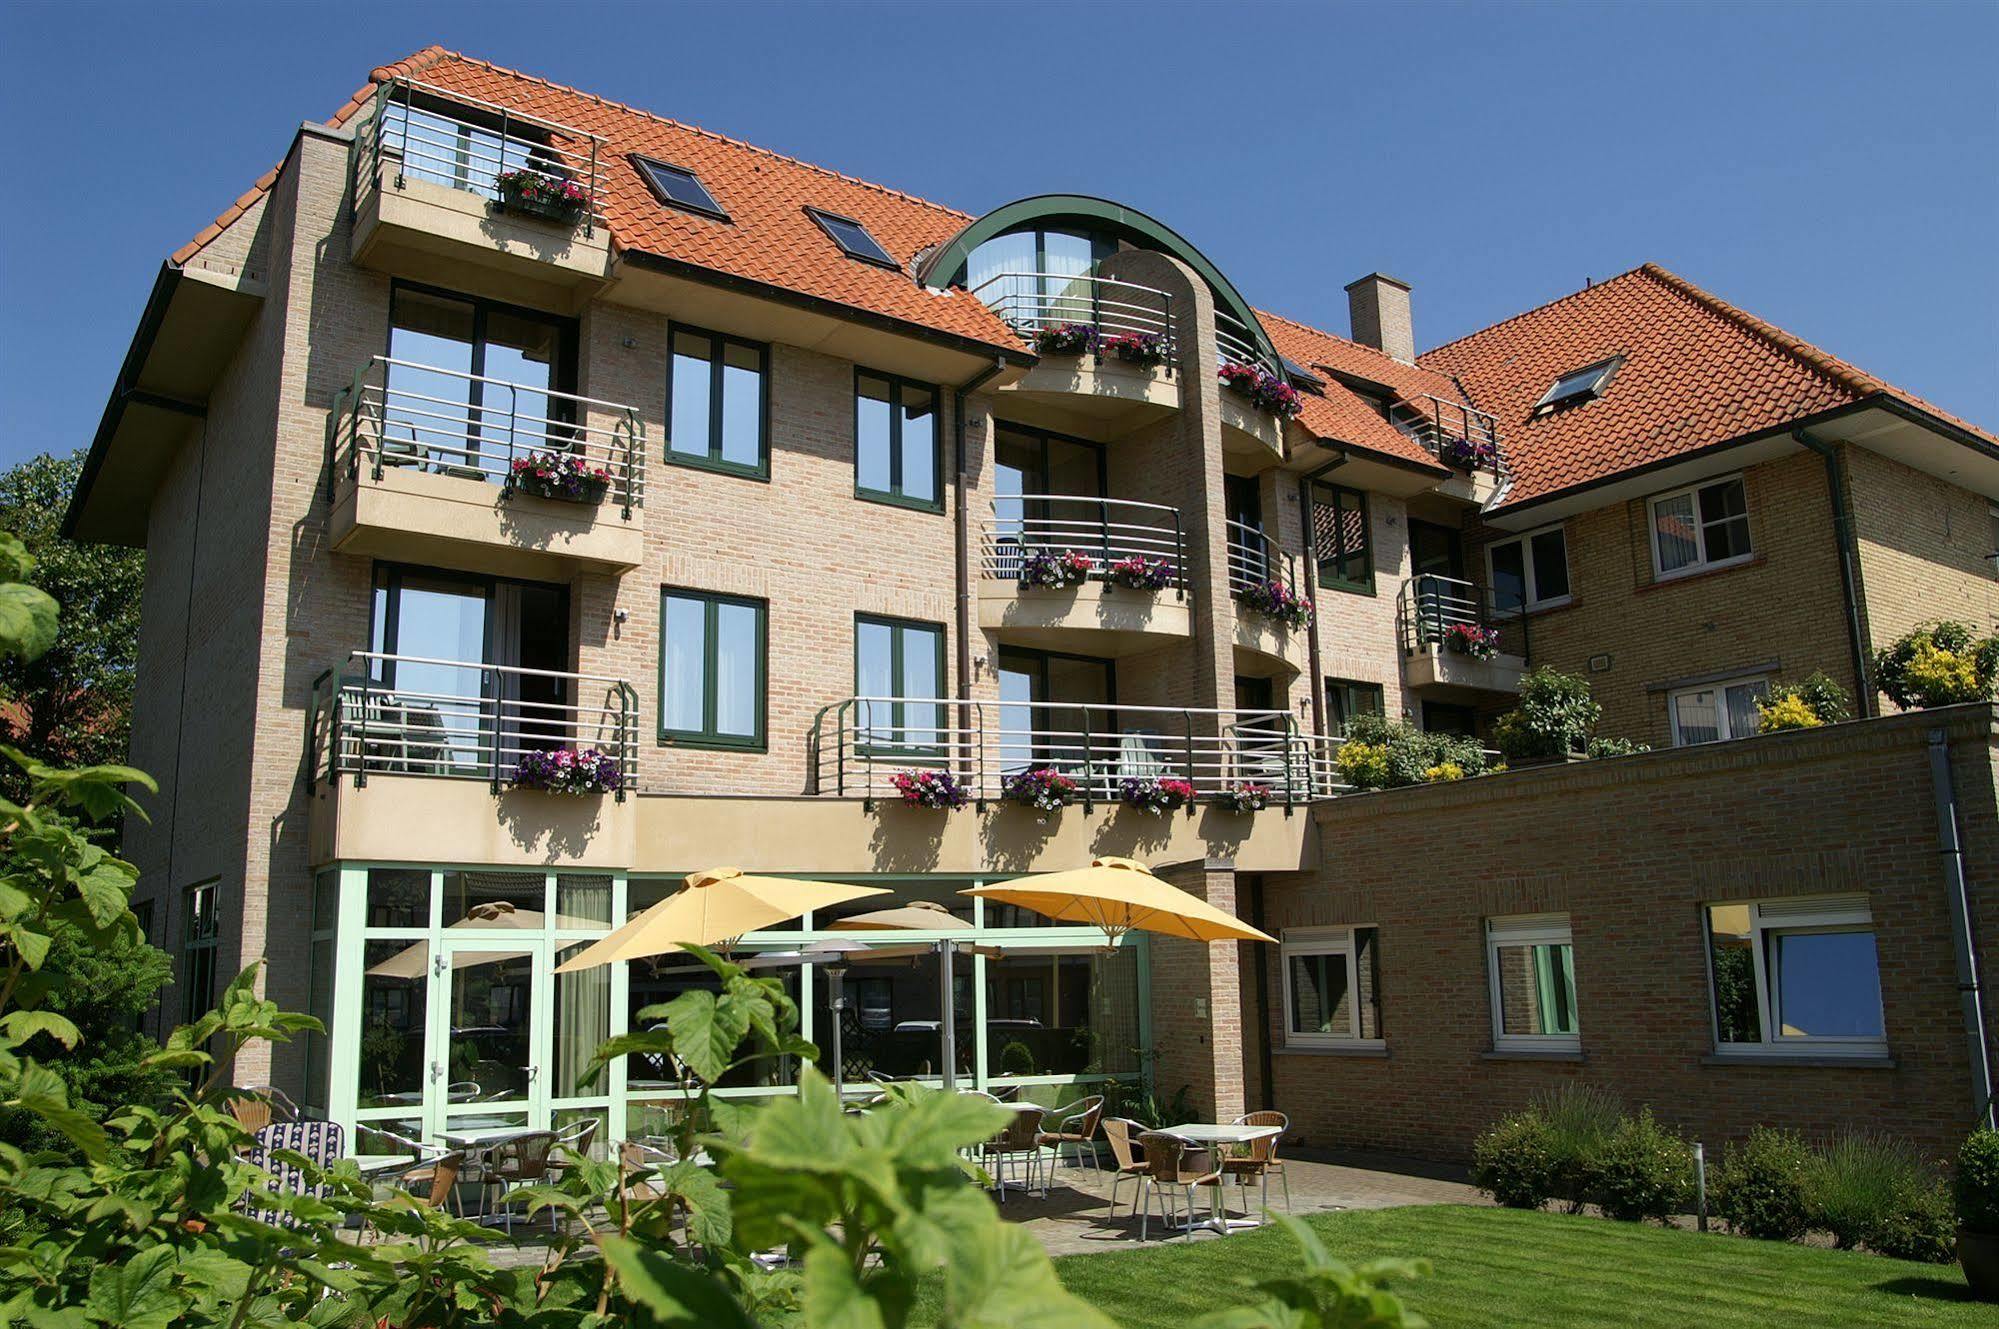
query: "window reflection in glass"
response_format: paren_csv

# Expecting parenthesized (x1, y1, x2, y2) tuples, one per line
(555, 943, 611, 1097)
(625, 951, 801, 1089)
(1706, 904, 1763, 1044)
(447, 950, 534, 1103)
(360, 939, 429, 1109)
(985, 948, 1138, 1078)
(1494, 942, 1578, 1036)
(1772, 931, 1883, 1039)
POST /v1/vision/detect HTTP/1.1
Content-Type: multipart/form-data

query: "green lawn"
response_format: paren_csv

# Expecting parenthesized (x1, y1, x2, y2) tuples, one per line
(919, 1205, 1986, 1327)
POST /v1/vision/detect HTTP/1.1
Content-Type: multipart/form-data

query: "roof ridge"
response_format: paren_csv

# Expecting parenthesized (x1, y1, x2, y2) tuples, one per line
(1255, 305, 1430, 373)
(1417, 263, 1653, 362)
(429, 50, 978, 224)
(1634, 261, 1884, 399)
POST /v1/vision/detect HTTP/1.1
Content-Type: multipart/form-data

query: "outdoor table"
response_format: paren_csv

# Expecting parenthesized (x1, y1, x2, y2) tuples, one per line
(353, 1152, 419, 1179)
(1162, 1122, 1282, 1234)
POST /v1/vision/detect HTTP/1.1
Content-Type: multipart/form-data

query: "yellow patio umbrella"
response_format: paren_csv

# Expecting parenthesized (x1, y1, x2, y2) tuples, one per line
(828, 899, 974, 933)
(961, 857, 1276, 946)
(553, 867, 889, 974)
(366, 901, 590, 978)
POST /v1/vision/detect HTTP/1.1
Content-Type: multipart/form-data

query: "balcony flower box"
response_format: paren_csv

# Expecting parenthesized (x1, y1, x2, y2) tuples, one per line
(1216, 781, 1271, 814)
(512, 746, 621, 795)
(1218, 363, 1303, 418)
(1442, 622, 1500, 660)
(1439, 435, 1498, 472)
(492, 169, 589, 225)
(1018, 547, 1095, 590)
(507, 451, 612, 503)
(1241, 578, 1314, 630)
(889, 768, 969, 811)
(1121, 775, 1195, 816)
(1101, 331, 1167, 368)
(1107, 556, 1174, 592)
(1001, 767, 1079, 820)
(1034, 323, 1096, 356)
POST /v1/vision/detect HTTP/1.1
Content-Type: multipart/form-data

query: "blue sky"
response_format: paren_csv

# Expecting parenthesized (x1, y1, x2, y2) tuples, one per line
(2, 0, 1993, 472)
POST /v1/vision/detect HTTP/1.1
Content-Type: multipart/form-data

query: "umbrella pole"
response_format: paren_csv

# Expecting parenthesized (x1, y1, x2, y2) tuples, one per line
(939, 939, 957, 1092)
(826, 963, 847, 1102)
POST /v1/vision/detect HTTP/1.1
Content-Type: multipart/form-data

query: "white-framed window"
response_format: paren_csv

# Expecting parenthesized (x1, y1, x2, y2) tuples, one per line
(1486, 914, 1580, 1051)
(1534, 356, 1621, 411)
(1668, 675, 1769, 745)
(1649, 475, 1752, 579)
(1704, 896, 1885, 1058)
(1281, 926, 1383, 1047)
(1485, 524, 1571, 612)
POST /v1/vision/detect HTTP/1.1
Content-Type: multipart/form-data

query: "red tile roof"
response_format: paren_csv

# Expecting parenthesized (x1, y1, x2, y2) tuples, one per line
(1256, 311, 1454, 472)
(1420, 263, 1998, 512)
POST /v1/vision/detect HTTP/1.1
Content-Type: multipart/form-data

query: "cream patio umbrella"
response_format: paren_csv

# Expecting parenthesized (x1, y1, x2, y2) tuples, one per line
(961, 856, 1277, 946)
(366, 900, 588, 978)
(552, 867, 888, 974)
(832, 899, 978, 1090)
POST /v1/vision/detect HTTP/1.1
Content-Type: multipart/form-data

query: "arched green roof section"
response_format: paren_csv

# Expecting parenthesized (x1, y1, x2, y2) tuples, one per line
(919, 194, 1281, 373)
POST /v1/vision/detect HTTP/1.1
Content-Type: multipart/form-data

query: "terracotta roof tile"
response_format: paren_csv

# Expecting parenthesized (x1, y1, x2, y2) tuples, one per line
(1257, 311, 1454, 472)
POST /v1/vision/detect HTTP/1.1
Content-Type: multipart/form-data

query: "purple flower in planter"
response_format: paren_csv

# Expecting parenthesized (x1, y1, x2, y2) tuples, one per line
(513, 746, 621, 794)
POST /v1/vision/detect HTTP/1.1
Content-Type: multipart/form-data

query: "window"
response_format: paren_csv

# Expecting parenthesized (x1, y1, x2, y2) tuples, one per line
(660, 588, 767, 749)
(181, 880, 221, 1028)
(1325, 678, 1384, 734)
(667, 326, 768, 477)
(633, 156, 727, 219)
(855, 371, 940, 509)
(1669, 675, 1768, 745)
(1650, 476, 1752, 578)
(1486, 524, 1570, 611)
(1281, 927, 1383, 1047)
(807, 207, 897, 268)
(1312, 483, 1373, 593)
(1486, 915, 1579, 1051)
(1987, 504, 1998, 579)
(1705, 896, 1886, 1057)
(1534, 355, 1621, 410)
(856, 615, 946, 755)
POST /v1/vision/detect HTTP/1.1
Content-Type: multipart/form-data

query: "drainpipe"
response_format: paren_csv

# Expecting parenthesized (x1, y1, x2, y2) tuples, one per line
(1249, 875, 1275, 1111)
(1793, 428, 1875, 716)
(1296, 452, 1349, 738)
(1929, 725, 1996, 1130)
(953, 358, 1006, 776)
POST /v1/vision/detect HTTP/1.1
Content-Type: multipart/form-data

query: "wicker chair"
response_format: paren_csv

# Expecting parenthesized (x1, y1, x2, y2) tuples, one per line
(1221, 1111, 1290, 1213)
(482, 1130, 558, 1234)
(546, 1116, 602, 1186)
(979, 1106, 1045, 1201)
(400, 1150, 466, 1211)
(1134, 1131, 1225, 1241)
(1034, 1094, 1104, 1190)
(1099, 1117, 1151, 1218)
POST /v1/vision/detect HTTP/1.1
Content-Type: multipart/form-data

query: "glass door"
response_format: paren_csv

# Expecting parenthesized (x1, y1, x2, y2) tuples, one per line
(431, 938, 545, 1141)
(997, 648, 1115, 788)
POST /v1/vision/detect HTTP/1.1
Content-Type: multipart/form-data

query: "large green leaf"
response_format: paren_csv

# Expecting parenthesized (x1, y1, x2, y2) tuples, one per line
(665, 987, 752, 1085)
(0, 1011, 81, 1050)
(600, 1235, 756, 1328)
(0, 582, 57, 663)
(84, 1245, 181, 1329)
(801, 1237, 892, 1329)
(942, 1218, 1119, 1329)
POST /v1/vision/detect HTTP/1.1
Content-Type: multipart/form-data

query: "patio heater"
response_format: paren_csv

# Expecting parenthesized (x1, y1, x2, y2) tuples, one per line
(821, 953, 850, 1099)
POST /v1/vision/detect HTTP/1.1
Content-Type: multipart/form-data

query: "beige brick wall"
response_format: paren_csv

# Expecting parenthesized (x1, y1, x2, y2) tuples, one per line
(1846, 444, 1999, 673)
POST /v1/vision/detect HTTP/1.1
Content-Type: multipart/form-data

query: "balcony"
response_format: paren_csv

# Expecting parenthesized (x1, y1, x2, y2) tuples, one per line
(977, 496, 1192, 653)
(971, 272, 1180, 433)
(1392, 395, 1505, 505)
(1215, 313, 1287, 464)
(327, 356, 645, 578)
(1227, 521, 1311, 673)
(1396, 576, 1529, 696)
(351, 77, 613, 297)
(809, 697, 1331, 806)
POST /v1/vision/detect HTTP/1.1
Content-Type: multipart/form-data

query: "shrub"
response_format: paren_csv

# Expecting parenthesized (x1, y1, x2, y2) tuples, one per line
(1766, 669, 1852, 725)
(1337, 713, 1486, 791)
(998, 1040, 1036, 1077)
(1868, 1177, 1956, 1263)
(1470, 1110, 1558, 1209)
(1592, 1110, 1694, 1223)
(1875, 620, 1999, 710)
(1754, 692, 1823, 733)
(1956, 1127, 1999, 1233)
(1535, 1082, 1624, 1212)
(1805, 1131, 1939, 1251)
(1584, 736, 1650, 758)
(1713, 1127, 1813, 1241)
(1493, 668, 1601, 762)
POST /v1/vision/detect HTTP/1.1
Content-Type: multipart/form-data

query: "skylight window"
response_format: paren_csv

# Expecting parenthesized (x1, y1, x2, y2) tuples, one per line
(634, 156, 727, 219)
(807, 208, 898, 268)
(1535, 355, 1621, 410)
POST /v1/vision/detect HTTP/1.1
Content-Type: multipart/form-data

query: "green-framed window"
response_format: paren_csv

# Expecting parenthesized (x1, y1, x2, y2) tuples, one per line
(1312, 482, 1373, 594)
(1325, 678, 1384, 734)
(855, 614, 946, 756)
(660, 588, 767, 749)
(666, 324, 769, 478)
(855, 370, 941, 510)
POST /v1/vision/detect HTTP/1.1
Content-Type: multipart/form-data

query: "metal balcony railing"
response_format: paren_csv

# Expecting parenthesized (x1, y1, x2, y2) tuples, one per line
(1391, 394, 1505, 476)
(809, 697, 1322, 807)
(982, 495, 1187, 596)
(358, 76, 608, 234)
(1396, 575, 1530, 661)
(308, 652, 640, 798)
(327, 356, 646, 518)
(969, 272, 1176, 369)
(1225, 520, 1302, 600)
(1215, 310, 1283, 381)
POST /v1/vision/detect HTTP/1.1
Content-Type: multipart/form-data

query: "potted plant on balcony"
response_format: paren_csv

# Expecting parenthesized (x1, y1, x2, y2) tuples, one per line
(1120, 775, 1195, 817)
(492, 168, 590, 225)
(507, 450, 613, 503)
(1440, 435, 1498, 472)
(512, 746, 621, 795)
(1240, 578, 1313, 630)
(1442, 622, 1500, 660)
(1106, 556, 1173, 592)
(1000, 767, 1079, 821)
(1956, 1128, 1999, 1301)
(1218, 364, 1303, 418)
(1017, 547, 1095, 590)
(1034, 322, 1096, 356)
(888, 768, 969, 811)
(1100, 331, 1167, 368)
(1491, 667, 1600, 768)
(1217, 781, 1270, 814)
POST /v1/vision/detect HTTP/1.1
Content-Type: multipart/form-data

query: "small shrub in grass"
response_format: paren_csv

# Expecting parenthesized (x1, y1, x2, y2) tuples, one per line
(1536, 1082, 1623, 1213)
(1868, 1176, 1956, 1263)
(1471, 1110, 1558, 1209)
(1957, 1128, 1999, 1232)
(1592, 1110, 1694, 1222)
(1714, 1127, 1813, 1241)
(1806, 1131, 1938, 1251)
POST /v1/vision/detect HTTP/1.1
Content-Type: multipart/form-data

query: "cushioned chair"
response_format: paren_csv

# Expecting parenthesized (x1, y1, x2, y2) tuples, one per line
(239, 1120, 346, 1229)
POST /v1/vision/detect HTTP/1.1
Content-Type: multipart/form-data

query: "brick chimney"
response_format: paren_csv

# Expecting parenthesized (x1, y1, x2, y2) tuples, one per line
(1345, 273, 1414, 363)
